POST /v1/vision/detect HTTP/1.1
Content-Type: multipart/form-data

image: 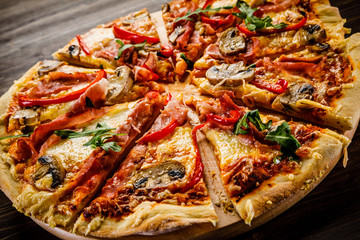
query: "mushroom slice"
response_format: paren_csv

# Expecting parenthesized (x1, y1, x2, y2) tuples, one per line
(8, 109, 40, 133)
(162, 3, 170, 13)
(33, 155, 65, 189)
(105, 66, 134, 105)
(219, 27, 246, 55)
(206, 61, 255, 86)
(277, 82, 315, 111)
(38, 60, 64, 76)
(68, 44, 80, 59)
(169, 26, 186, 44)
(298, 24, 327, 44)
(133, 161, 186, 189)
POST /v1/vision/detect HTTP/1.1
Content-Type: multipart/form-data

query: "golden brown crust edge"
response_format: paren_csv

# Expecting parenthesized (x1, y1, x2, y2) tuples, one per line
(333, 33, 360, 132)
(74, 201, 217, 238)
(234, 130, 348, 224)
(0, 61, 46, 202)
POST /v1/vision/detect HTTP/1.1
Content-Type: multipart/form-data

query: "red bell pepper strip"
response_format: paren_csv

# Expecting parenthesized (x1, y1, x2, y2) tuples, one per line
(237, 16, 307, 36)
(201, 14, 235, 28)
(159, 44, 174, 58)
(251, 78, 288, 94)
(76, 34, 91, 55)
(164, 93, 172, 106)
(141, 64, 160, 81)
(180, 122, 207, 193)
(113, 26, 160, 44)
(206, 110, 240, 126)
(139, 118, 179, 144)
(19, 70, 107, 107)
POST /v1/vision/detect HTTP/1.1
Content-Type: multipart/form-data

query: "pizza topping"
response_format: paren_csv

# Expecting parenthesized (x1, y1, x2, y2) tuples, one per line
(258, 0, 300, 13)
(8, 109, 39, 133)
(139, 118, 179, 144)
(206, 62, 255, 86)
(76, 34, 91, 55)
(174, 5, 233, 24)
(0, 132, 32, 141)
(162, 3, 170, 13)
(277, 82, 315, 107)
(33, 155, 65, 189)
(251, 78, 288, 94)
(207, 110, 241, 126)
(37, 60, 64, 76)
(299, 24, 327, 44)
(200, 14, 235, 29)
(233, 1, 288, 34)
(105, 66, 133, 105)
(114, 39, 146, 60)
(180, 123, 206, 193)
(180, 53, 194, 70)
(55, 123, 123, 152)
(219, 28, 246, 55)
(169, 26, 186, 43)
(133, 161, 186, 189)
(265, 122, 301, 160)
(68, 44, 80, 59)
(113, 26, 159, 44)
(18, 70, 107, 107)
(234, 109, 272, 135)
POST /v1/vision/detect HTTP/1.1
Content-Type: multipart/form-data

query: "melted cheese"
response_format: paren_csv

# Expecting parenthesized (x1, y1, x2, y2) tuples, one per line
(43, 101, 135, 182)
(205, 129, 257, 169)
(142, 127, 197, 182)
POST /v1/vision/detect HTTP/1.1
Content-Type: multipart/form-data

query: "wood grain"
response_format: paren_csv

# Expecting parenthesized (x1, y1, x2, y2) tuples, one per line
(1, 0, 360, 239)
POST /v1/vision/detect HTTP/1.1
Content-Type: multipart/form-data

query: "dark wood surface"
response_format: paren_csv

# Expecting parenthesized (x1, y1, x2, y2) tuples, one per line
(1, 0, 360, 239)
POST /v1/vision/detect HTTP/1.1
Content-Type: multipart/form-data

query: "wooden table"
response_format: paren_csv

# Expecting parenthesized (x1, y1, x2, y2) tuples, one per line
(0, 0, 359, 239)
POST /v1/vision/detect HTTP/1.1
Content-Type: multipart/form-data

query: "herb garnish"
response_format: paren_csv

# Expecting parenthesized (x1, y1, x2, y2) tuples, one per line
(265, 122, 301, 160)
(232, 1, 287, 31)
(115, 40, 147, 60)
(175, 5, 233, 23)
(0, 132, 32, 141)
(54, 123, 123, 152)
(234, 109, 272, 135)
(234, 110, 300, 161)
(180, 53, 194, 70)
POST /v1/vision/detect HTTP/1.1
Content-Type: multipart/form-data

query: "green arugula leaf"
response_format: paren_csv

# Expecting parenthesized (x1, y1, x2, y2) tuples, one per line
(180, 53, 194, 70)
(115, 40, 147, 60)
(55, 123, 124, 152)
(175, 5, 233, 23)
(234, 109, 272, 134)
(234, 112, 250, 135)
(265, 122, 301, 160)
(0, 132, 32, 141)
(233, 1, 287, 31)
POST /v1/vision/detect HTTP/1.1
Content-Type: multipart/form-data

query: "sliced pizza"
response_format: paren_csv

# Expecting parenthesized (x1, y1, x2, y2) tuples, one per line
(73, 97, 217, 237)
(0, 60, 163, 136)
(0, 92, 164, 228)
(189, 94, 349, 224)
(162, 0, 241, 80)
(53, 9, 175, 82)
(192, 3, 360, 131)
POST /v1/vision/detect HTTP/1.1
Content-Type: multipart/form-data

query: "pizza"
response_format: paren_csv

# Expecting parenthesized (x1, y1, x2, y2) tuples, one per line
(0, 0, 359, 239)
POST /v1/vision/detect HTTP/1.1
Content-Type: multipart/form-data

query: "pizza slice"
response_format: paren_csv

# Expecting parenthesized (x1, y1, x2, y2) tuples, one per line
(162, 0, 240, 80)
(0, 60, 163, 135)
(189, 94, 349, 225)
(193, 0, 346, 76)
(0, 92, 164, 228)
(73, 97, 217, 237)
(193, 31, 360, 131)
(53, 9, 175, 82)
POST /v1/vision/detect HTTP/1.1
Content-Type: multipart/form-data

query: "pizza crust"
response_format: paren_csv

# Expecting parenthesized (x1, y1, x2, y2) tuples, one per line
(74, 201, 217, 238)
(233, 129, 349, 224)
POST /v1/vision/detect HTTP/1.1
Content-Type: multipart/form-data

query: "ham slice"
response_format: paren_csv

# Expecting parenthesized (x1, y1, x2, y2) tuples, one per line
(71, 78, 108, 112)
